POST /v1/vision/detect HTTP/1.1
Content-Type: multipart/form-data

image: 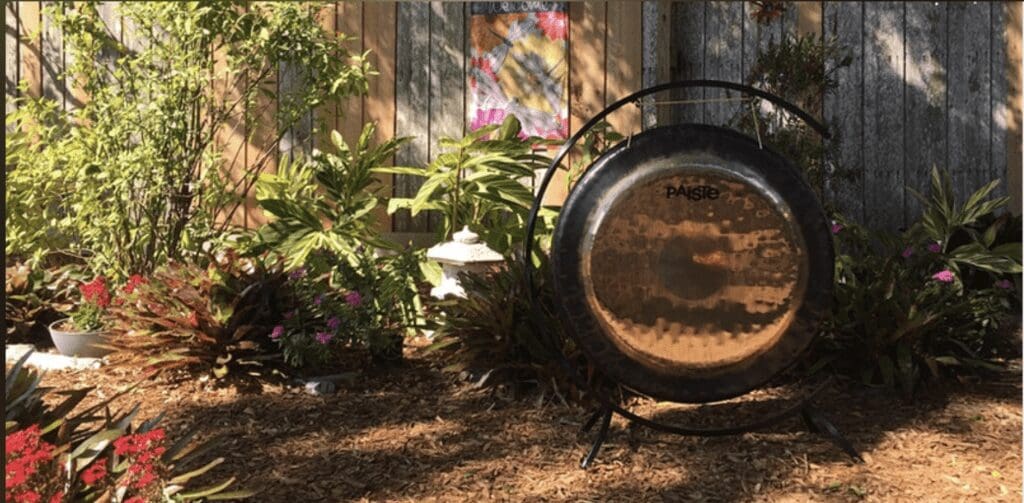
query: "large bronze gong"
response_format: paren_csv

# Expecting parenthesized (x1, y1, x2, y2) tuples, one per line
(551, 124, 833, 403)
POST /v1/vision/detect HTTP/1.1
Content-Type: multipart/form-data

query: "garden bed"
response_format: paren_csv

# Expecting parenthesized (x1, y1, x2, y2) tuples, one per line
(35, 338, 1022, 502)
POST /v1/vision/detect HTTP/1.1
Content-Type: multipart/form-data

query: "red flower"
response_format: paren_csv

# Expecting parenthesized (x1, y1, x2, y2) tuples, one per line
(124, 497, 146, 503)
(80, 460, 107, 486)
(5, 426, 58, 503)
(123, 274, 147, 294)
(48, 492, 63, 503)
(79, 277, 111, 308)
(536, 11, 567, 41)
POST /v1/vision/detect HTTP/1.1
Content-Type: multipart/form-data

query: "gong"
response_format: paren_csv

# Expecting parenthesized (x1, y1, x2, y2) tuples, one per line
(551, 124, 833, 404)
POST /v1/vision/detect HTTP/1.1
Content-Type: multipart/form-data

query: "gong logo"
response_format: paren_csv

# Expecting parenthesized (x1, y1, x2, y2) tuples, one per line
(665, 184, 720, 201)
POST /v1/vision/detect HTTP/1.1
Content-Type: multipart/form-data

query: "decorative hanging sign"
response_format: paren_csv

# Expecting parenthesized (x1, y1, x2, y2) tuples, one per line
(468, 2, 569, 139)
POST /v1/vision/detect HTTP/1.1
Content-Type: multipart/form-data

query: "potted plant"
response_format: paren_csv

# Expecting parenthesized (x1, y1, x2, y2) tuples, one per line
(48, 276, 118, 358)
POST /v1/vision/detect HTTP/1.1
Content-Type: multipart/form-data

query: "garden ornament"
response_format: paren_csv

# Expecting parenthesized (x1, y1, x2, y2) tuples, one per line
(426, 226, 504, 299)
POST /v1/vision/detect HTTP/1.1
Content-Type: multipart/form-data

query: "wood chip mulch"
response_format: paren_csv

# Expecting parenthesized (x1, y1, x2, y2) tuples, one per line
(35, 340, 1022, 502)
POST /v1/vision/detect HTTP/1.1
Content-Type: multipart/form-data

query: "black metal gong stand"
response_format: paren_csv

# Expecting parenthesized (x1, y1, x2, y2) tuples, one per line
(522, 80, 863, 469)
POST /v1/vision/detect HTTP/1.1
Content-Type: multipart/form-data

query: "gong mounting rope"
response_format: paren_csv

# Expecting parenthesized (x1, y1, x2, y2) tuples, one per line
(522, 80, 860, 469)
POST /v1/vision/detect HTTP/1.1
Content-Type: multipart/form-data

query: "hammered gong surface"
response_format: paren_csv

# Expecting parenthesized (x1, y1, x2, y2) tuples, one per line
(552, 124, 833, 403)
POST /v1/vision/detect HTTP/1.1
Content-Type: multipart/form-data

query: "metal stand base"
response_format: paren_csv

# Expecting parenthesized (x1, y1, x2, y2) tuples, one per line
(578, 402, 862, 469)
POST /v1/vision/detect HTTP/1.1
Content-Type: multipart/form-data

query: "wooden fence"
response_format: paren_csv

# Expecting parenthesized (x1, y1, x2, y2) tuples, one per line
(5, 2, 1022, 236)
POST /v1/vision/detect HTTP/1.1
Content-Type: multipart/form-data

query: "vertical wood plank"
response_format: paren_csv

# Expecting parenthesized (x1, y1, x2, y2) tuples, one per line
(863, 2, 905, 230)
(947, 1, 991, 206)
(394, 2, 430, 233)
(990, 2, 1008, 201)
(279, 6, 312, 159)
(823, 2, 864, 222)
(213, 22, 248, 228)
(428, 1, 465, 235)
(605, 1, 642, 135)
(5, 1, 18, 117)
(742, 1, 781, 82)
(569, 1, 606, 136)
(18, 1, 41, 99)
(904, 2, 947, 222)
(668, 0, 703, 124)
(40, 1, 63, 108)
(95, 2, 121, 78)
(311, 2, 337, 153)
(703, 1, 743, 126)
(363, 1, 396, 233)
(641, 0, 670, 129)
(1004, 2, 1023, 214)
(334, 1, 363, 150)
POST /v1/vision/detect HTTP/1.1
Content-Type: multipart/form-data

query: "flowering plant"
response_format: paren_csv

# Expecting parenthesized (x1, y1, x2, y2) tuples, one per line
(820, 168, 1020, 396)
(4, 351, 252, 501)
(69, 276, 112, 331)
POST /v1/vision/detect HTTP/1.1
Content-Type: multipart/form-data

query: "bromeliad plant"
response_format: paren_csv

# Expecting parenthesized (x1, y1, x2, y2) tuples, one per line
(5, 352, 252, 502)
(376, 115, 559, 257)
(821, 168, 1021, 395)
(108, 252, 288, 378)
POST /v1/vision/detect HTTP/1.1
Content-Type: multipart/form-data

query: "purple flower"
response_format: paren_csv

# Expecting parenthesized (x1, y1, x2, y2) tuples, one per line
(315, 331, 334, 345)
(270, 325, 285, 340)
(288, 267, 307, 280)
(326, 316, 341, 330)
(901, 247, 914, 259)
(926, 242, 942, 254)
(830, 222, 843, 235)
(313, 294, 324, 306)
(931, 269, 955, 283)
(995, 279, 1013, 290)
(345, 291, 362, 307)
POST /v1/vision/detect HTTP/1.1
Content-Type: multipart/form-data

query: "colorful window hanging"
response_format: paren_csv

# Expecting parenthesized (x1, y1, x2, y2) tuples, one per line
(468, 2, 569, 139)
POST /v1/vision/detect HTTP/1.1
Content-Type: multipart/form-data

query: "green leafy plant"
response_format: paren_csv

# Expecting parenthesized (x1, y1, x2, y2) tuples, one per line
(735, 32, 854, 202)
(5, 352, 252, 502)
(426, 258, 585, 399)
(564, 119, 624, 190)
(5, 263, 88, 345)
(108, 253, 287, 379)
(6, 2, 372, 277)
(377, 115, 559, 257)
(254, 123, 409, 270)
(821, 168, 1021, 395)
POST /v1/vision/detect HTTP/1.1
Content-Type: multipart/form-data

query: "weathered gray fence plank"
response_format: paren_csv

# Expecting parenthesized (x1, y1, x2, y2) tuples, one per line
(669, 1, 704, 124)
(703, 1, 743, 126)
(862, 2, 905, 230)
(394, 2, 431, 233)
(904, 2, 947, 222)
(947, 2, 992, 207)
(41, 1, 63, 109)
(823, 2, 865, 222)
(5, 1, 18, 117)
(991, 2, 1008, 201)
(742, 2, 779, 81)
(428, 1, 465, 234)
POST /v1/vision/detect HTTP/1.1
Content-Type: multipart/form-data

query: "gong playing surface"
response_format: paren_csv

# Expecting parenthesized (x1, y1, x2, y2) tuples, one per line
(582, 170, 809, 375)
(551, 124, 833, 402)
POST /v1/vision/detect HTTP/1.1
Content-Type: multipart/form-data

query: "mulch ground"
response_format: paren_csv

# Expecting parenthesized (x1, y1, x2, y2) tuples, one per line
(35, 339, 1022, 502)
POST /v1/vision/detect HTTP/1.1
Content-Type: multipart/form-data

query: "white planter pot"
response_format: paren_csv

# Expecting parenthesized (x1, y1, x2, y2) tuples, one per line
(48, 319, 113, 358)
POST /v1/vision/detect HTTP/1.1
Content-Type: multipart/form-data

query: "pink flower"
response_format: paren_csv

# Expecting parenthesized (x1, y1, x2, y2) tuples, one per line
(270, 325, 285, 340)
(931, 269, 955, 283)
(901, 246, 914, 259)
(471, 108, 507, 131)
(288, 267, 307, 280)
(830, 222, 843, 235)
(536, 11, 568, 41)
(995, 279, 1013, 290)
(326, 317, 341, 330)
(927, 242, 942, 253)
(345, 291, 362, 307)
(313, 294, 324, 306)
(315, 332, 333, 345)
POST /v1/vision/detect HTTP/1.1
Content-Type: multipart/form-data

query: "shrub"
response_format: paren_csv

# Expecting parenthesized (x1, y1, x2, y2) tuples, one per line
(821, 168, 1021, 395)
(273, 248, 424, 367)
(5, 263, 88, 345)
(5, 352, 251, 501)
(108, 252, 287, 378)
(6, 2, 371, 277)
(377, 115, 559, 257)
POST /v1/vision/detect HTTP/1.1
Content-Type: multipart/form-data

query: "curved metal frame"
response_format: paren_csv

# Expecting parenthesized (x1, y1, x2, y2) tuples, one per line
(522, 80, 854, 466)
